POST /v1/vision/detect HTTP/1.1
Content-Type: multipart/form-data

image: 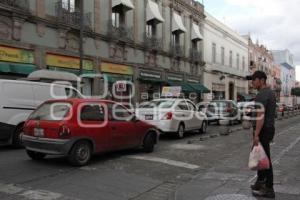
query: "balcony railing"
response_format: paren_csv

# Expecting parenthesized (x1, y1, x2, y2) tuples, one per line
(55, 1, 92, 30)
(107, 20, 133, 42)
(144, 34, 162, 52)
(170, 43, 184, 58)
(190, 49, 202, 63)
(0, 0, 29, 11)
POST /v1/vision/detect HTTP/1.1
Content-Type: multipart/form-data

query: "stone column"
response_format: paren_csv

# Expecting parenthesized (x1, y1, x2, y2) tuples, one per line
(94, 0, 101, 48)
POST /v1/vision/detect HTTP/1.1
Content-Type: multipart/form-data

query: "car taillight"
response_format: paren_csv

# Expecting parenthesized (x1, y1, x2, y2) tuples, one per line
(226, 108, 233, 113)
(59, 125, 71, 138)
(162, 112, 173, 120)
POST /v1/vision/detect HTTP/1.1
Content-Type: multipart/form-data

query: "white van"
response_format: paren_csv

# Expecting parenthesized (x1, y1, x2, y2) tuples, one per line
(0, 79, 82, 147)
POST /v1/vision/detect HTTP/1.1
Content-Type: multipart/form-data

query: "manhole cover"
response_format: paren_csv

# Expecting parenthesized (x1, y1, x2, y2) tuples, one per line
(204, 194, 256, 200)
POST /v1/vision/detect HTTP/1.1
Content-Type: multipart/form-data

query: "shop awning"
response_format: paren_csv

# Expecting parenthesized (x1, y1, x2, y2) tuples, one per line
(188, 82, 210, 93)
(237, 92, 255, 101)
(146, 0, 164, 24)
(172, 12, 186, 33)
(103, 73, 132, 83)
(0, 62, 37, 75)
(112, 0, 135, 11)
(139, 77, 166, 84)
(167, 81, 194, 93)
(191, 23, 203, 41)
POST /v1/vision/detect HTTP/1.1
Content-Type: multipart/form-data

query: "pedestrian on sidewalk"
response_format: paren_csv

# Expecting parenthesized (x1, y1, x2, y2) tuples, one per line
(246, 71, 276, 198)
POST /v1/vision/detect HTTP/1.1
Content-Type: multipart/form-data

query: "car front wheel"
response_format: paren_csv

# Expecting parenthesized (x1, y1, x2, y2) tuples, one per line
(26, 150, 46, 160)
(68, 141, 92, 166)
(200, 121, 207, 134)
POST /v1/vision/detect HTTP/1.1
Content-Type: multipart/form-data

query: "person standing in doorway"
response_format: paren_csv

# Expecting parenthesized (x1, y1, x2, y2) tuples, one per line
(247, 71, 276, 198)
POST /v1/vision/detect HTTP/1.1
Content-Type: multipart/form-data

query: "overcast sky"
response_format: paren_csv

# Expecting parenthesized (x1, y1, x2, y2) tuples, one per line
(200, 0, 300, 81)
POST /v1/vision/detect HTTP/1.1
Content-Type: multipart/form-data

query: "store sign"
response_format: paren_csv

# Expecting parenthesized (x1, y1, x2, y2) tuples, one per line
(101, 62, 133, 75)
(167, 76, 183, 82)
(161, 86, 182, 97)
(115, 81, 127, 92)
(0, 45, 34, 64)
(188, 79, 200, 83)
(46, 54, 93, 70)
(140, 71, 161, 79)
(212, 83, 225, 91)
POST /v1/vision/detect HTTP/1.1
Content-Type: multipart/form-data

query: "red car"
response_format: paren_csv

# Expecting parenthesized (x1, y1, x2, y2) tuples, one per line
(22, 99, 159, 166)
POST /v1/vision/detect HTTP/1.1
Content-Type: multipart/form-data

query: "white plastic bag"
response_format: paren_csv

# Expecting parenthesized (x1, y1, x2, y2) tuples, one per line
(248, 143, 270, 170)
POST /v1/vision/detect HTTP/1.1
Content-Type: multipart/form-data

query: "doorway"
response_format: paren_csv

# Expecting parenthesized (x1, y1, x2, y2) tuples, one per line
(229, 82, 235, 100)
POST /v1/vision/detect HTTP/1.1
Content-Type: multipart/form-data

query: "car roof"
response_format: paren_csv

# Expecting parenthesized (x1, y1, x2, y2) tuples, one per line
(45, 98, 117, 104)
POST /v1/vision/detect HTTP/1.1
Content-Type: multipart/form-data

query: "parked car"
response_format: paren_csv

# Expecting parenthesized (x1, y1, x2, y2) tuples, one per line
(206, 100, 241, 125)
(276, 103, 287, 117)
(136, 98, 207, 139)
(237, 101, 255, 120)
(22, 99, 159, 166)
(0, 79, 82, 147)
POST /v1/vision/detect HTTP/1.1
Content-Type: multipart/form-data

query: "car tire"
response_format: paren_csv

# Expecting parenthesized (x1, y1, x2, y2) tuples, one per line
(26, 150, 46, 160)
(177, 123, 185, 139)
(68, 141, 92, 166)
(12, 125, 24, 148)
(143, 133, 156, 153)
(199, 121, 207, 134)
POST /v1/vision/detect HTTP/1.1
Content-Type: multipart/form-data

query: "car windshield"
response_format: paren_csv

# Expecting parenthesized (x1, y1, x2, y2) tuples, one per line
(29, 102, 72, 121)
(139, 100, 175, 109)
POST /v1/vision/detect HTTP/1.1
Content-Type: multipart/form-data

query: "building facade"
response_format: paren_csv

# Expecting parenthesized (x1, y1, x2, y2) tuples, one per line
(271, 49, 296, 104)
(0, 0, 209, 103)
(202, 12, 249, 102)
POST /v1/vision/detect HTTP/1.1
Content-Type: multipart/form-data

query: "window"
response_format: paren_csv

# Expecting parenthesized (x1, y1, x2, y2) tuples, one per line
(172, 33, 180, 45)
(221, 47, 225, 65)
(30, 102, 72, 121)
(62, 0, 80, 12)
(229, 51, 233, 67)
(111, 104, 133, 121)
(192, 40, 198, 50)
(146, 23, 157, 37)
(186, 101, 196, 111)
(177, 101, 189, 110)
(242, 56, 245, 71)
(236, 54, 240, 69)
(212, 43, 216, 63)
(112, 12, 120, 27)
(80, 105, 105, 121)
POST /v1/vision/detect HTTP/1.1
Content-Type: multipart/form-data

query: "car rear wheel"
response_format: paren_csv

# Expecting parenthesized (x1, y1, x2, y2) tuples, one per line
(12, 125, 24, 148)
(68, 141, 92, 166)
(177, 123, 185, 139)
(26, 150, 46, 160)
(143, 133, 156, 153)
(200, 121, 207, 134)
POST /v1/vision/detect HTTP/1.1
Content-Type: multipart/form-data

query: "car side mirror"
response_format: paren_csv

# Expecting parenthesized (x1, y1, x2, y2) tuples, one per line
(131, 115, 140, 122)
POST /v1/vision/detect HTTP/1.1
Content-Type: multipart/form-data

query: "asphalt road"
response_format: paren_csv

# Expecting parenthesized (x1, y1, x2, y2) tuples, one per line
(0, 115, 300, 200)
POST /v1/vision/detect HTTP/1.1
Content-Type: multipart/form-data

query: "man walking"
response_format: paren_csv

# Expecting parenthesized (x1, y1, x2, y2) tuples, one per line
(247, 71, 276, 198)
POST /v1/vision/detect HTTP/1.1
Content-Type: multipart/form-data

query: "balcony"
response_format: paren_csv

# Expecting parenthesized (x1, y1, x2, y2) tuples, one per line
(144, 34, 162, 52)
(170, 43, 184, 58)
(190, 49, 202, 63)
(55, 1, 92, 30)
(107, 20, 133, 42)
(0, 0, 29, 11)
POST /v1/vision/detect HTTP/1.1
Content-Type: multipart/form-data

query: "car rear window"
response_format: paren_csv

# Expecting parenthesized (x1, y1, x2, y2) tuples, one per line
(139, 100, 175, 109)
(29, 102, 72, 121)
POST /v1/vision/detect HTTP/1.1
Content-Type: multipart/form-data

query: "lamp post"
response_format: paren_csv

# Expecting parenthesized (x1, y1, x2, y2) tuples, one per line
(79, 0, 84, 75)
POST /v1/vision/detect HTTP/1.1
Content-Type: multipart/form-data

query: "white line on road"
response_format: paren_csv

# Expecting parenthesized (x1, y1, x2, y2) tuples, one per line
(248, 124, 300, 183)
(128, 155, 200, 170)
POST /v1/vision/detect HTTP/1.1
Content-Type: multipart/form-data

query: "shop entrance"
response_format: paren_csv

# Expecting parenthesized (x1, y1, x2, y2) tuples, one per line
(229, 82, 235, 100)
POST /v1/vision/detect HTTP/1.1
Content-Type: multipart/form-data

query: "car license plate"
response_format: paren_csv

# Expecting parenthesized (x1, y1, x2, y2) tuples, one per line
(145, 115, 153, 120)
(34, 128, 44, 137)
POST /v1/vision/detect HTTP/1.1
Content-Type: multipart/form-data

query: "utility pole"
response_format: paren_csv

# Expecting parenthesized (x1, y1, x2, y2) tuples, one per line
(79, 0, 84, 75)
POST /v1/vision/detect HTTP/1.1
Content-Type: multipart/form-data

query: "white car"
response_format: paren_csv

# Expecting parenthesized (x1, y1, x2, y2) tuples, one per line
(136, 98, 208, 138)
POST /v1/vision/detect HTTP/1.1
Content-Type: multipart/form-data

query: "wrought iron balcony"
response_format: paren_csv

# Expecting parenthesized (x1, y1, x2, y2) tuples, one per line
(189, 49, 202, 63)
(0, 0, 29, 11)
(144, 34, 162, 52)
(107, 20, 133, 42)
(170, 43, 184, 58)
(55, 1, 92, 30)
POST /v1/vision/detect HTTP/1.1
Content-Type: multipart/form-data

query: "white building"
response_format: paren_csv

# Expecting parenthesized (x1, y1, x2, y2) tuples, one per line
(202, 12, 249, 101)
(271, 49, 296, 105)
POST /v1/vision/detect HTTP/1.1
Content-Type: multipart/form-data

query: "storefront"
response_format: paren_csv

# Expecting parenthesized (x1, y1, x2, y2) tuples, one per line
(187, 77, 210, 103)
(212, 83, 225, 100)
(0, 45, 36, 80)
(46, 53, 95, 95)
(165, 74, 195, 98)
(100, 62, 134, 103)
(138, 69, 165, 102)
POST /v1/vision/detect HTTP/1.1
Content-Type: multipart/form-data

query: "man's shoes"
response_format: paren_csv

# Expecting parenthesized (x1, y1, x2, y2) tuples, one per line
(251, 180, 265, 191)
(252, 186, 275, 199)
